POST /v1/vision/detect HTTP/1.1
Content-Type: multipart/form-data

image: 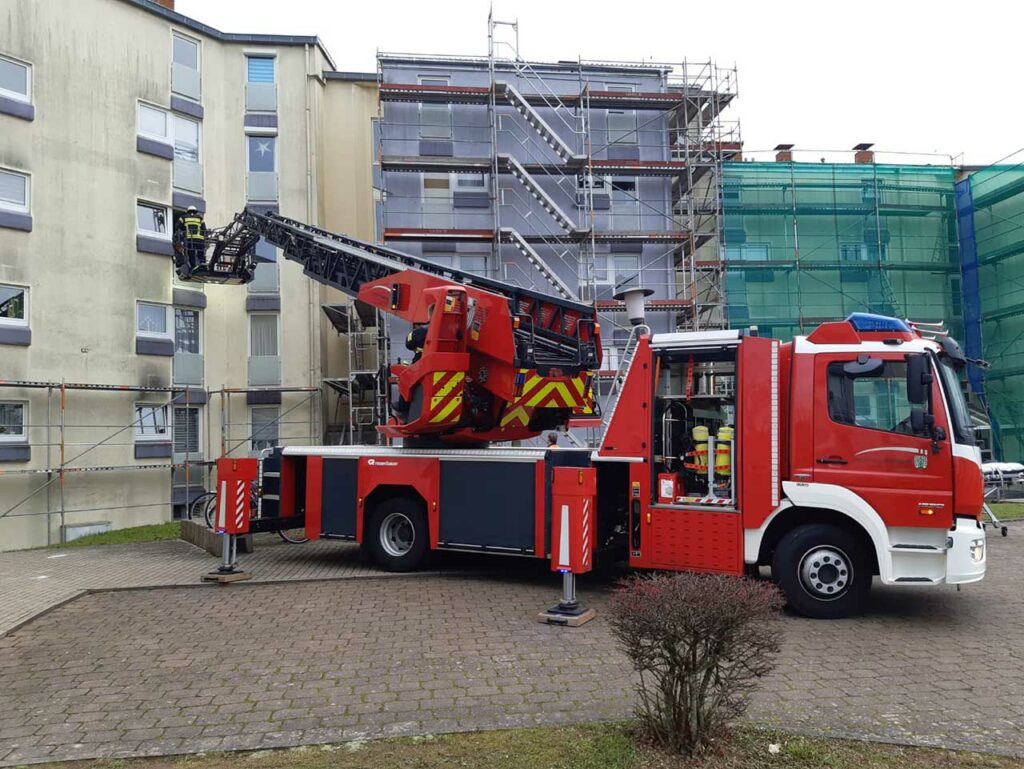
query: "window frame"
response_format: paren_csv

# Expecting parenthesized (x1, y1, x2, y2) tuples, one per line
(248, 312, 280, 357)
(453, 172, 488, 190)
(173, 113, 201, 164)
(606, 83, 638, 146)
(826, 358, 924, 437)
(0, 53, 31, 104)
(0, 283, 29, 327)
(172, 404, 202, 454)
(246, 54, 277, 84)
(136, 101, 172, 145)
(134, 402, 170, 443)
(171, 32, 201, 73)
(418, 75, 453, 140)
(174, 306, 202, 355)
(0, 400, 27, 443)
(136, 200, 171, 240)
(246, 135, 278, 174)
(0, 167, 30, 214)
(610, 178, 640, 228)
(250, 405, 280, 452)
(136, 301, 173, 341)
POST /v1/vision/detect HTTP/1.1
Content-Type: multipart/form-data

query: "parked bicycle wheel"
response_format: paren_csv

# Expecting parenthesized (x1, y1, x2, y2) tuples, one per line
(189, 491, 216, 526)
(278, 526, 308, 544)
(203, 493, 219, 529)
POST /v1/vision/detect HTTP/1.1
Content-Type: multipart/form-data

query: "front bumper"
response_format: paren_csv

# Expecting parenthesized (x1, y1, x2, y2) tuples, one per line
(946, 516, 986, 584)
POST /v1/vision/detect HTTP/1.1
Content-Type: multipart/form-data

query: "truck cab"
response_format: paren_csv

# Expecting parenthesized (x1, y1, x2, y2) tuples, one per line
(617, 313, 986, 618)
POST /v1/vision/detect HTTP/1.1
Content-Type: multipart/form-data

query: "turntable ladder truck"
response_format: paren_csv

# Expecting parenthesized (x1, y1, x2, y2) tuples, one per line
(197, 211, 986, 619)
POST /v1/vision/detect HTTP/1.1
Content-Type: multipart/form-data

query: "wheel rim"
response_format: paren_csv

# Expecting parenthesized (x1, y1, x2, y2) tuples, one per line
(798, 545, 852, 601)
(380, 512, 415, 557)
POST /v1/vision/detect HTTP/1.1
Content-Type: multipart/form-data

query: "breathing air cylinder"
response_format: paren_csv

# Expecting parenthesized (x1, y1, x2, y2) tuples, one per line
(715, 425, 734, 477)
(686, 425, 709, 473)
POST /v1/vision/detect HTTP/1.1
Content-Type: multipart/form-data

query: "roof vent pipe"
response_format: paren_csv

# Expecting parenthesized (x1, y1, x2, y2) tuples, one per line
(613, 286, 654, 326)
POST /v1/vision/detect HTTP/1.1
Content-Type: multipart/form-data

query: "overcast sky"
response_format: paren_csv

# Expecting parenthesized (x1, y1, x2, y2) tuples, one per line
(177, 0, 1020, 167)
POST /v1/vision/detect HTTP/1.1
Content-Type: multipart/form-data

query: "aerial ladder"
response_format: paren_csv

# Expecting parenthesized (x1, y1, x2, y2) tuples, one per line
(178, 210, 601, 446)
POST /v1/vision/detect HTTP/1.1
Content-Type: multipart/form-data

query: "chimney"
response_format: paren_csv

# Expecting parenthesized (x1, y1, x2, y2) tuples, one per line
(154, 0, 175, 9)
(853, 143, 875, 164)
(774, 143, 794, 163)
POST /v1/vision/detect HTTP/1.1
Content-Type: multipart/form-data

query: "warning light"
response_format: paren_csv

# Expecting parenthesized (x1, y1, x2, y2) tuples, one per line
(846, 313, 911, 333)
(920, 508, 935, 516)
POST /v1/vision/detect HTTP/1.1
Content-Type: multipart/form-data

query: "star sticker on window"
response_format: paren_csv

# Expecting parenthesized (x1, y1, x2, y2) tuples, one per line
(256, 141, 271, 156)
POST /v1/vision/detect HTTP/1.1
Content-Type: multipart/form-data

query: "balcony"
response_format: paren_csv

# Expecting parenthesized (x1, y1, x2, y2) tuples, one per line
(246, 82, 277, 113)
(172, 64, 201, 102)
(248, 355, 281, 386)
(247, 172, 278, 202)
(174, 158, 203, 195)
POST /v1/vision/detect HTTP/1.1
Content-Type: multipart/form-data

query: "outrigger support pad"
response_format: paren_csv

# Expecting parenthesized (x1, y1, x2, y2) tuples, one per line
(537, 571, 595, 627)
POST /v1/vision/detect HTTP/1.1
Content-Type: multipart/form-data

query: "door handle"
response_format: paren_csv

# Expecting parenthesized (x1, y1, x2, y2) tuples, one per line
(816, 456, 848, 465)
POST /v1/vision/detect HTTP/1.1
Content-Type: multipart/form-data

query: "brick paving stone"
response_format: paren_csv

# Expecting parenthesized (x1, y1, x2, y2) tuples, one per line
(0, 527, 1022, 765)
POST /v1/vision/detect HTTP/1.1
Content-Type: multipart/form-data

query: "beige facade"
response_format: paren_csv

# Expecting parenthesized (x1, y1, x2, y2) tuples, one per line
(0, 0, 378, 549)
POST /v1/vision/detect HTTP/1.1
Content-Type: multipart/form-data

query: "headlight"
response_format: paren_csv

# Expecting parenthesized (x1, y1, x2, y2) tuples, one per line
(970, 538, 985, 563)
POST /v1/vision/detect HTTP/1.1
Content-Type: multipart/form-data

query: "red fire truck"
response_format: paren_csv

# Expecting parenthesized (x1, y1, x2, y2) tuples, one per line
(197, 212, 987, 619)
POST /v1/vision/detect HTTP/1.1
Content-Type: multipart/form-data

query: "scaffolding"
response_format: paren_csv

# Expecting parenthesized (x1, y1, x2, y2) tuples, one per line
(374, 16, 740, 368)
(718, 159, 962, 341)
(962, 148, 1024, 460)
(322, 302, 390, 445)
(0, 379, 323, 546)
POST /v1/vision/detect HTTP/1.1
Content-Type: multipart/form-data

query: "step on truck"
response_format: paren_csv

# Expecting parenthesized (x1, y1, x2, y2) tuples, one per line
(197, 211, 987, 619)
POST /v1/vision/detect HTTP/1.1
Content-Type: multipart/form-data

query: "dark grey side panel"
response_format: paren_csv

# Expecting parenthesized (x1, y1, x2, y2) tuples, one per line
(321, 458, 358, 537)
(439, 461, 535, 551)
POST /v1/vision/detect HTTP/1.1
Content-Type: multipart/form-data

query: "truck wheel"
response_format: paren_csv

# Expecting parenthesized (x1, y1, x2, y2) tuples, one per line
(366, 498, 427, 572)
(772, 523, 871, 619)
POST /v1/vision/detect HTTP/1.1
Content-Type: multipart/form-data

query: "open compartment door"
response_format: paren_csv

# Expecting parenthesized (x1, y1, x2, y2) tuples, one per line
(739, 336, 781, 527)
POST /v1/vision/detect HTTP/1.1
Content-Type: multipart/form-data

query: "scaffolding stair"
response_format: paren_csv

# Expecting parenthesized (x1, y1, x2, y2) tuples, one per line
(500, 227, 578, 301)
(501, 154, 584, 235)
(599, 323, 649, 442)
(498, 83, 586, 165)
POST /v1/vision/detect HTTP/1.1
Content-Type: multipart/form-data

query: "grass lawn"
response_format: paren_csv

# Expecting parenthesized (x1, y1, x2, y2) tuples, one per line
(988, 502, 1024, 521)
(25, 725, 1023, 769)
(50, 521, 182, 548)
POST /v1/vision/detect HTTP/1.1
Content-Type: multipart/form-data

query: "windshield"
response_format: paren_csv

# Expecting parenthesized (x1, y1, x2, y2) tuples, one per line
(936, 355, 974, 444)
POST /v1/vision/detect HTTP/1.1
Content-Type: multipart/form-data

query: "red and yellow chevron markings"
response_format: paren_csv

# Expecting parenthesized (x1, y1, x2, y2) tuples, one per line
(428, 371, 465, 425)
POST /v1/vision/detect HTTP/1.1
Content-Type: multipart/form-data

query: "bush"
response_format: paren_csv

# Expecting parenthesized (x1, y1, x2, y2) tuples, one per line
(607, 572, 783, 756)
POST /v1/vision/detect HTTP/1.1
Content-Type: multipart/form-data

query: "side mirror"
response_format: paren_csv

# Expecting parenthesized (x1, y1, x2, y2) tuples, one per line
(910, 408, 935, 437)
(906, 354, 932, 405)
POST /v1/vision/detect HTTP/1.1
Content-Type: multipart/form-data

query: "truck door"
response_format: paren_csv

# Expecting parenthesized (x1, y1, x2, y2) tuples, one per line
(812, 353, 954, 529)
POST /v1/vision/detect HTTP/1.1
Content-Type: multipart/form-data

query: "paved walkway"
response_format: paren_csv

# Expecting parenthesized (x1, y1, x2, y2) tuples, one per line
(0, 528, 1021, 764)
(0, 535, 444, 636)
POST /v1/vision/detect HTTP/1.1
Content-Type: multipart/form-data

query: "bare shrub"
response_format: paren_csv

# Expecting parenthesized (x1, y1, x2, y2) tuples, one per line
(607, 572, 783, 756)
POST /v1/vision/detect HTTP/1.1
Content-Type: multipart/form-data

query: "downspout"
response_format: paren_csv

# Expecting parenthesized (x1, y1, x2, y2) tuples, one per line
(304, 44, 322, 443)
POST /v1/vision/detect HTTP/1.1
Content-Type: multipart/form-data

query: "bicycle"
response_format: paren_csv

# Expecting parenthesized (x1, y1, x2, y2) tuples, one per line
(189, 483, 307, 544)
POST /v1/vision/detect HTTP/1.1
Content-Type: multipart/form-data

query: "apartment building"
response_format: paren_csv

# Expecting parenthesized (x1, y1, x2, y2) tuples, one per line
(375, 48, 738, 376)
(0, 0, 377, 549)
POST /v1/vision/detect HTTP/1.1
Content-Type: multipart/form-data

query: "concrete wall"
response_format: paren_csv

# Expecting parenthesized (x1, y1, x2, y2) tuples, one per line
(0, 0, 353, 550)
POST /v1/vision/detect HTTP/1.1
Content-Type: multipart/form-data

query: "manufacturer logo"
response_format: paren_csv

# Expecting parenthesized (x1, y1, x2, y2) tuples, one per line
(367, 458, 398, 467)
(914, 454, 928, 470)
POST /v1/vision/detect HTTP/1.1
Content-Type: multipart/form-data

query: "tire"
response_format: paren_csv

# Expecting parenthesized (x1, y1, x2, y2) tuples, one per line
(189, 492, 215, 526)
(278, 527, 308, 544)
(366, 497, 428, 572)
(772, 523, 872, 619)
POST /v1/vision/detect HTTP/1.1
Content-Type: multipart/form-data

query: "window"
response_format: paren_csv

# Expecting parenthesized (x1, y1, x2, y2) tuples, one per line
(0, 54, 30, 103)
(426, 253, 487, 276)
(137, 202, 169, 238)
(173, 405, 200, 454)
(455, 173, 487, 189)
(249, 313, 278, 357)
(840, 243, 888, 262)
(173, 34, 199, 70)
(577, 174, 608, 195)
(725, 243, 770, 262)
(594, 254, 640, 285)
(250, 406, 279, 452)
(0, 284, 28, 326)
(248, 136, 276, 173)
(137, 302, 171, 339)
(174, 308, 201, 354)
(419, 76, 452, 139)
(422, 173, 452, 227)
(173, 115, 200, 163)
(135, 404, 169, 441)
(827, 359, 917, 434)
(0, 168, 29, 213)
(0, 402, 25, 442)
(610, 179, 639, 228)
(247, 56, 275, 83)
(137, 102, 171, 143)
(607, 84, 637, 145)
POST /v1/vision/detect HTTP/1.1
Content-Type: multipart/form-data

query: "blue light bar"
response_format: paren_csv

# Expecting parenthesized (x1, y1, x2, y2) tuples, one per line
(846, 313, 911, 333)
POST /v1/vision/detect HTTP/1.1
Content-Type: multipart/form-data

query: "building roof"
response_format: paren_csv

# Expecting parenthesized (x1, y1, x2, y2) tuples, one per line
(323, 71, 378, 82)
(123, 0, 337, 69)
